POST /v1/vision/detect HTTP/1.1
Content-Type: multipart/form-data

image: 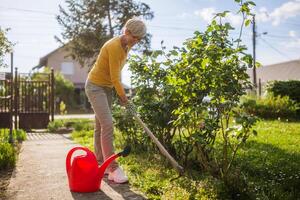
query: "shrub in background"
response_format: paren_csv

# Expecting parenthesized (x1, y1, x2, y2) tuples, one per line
(37, 67, 75, 113)
(241, 94, 299, 119)
(47, 119, 94, 132)
(72, 120, 94, 131)
(266, 80, 300, 117)
(47, 120, 65, 132)
(0, 129, 27, 143)
(13, 129, 27, 142)
(267, 80, 300, 103)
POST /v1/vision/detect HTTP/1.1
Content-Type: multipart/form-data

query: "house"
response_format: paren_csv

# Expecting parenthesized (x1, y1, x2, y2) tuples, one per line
(33, 46, 90, 110)
(33, 46, 133, 111)
(247, 59, 300, 94)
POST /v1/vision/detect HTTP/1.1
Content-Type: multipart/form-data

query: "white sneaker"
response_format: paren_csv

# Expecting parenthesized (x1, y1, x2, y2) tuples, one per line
(108, 167, 128, 183)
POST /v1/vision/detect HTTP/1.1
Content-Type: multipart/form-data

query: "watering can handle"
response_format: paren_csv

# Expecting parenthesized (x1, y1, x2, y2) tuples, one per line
(66, 147, 92, 173)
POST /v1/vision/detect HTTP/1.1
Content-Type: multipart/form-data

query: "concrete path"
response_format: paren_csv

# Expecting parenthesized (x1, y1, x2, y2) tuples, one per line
(54, 114, 95, 120)
(6, 132, 146, 200)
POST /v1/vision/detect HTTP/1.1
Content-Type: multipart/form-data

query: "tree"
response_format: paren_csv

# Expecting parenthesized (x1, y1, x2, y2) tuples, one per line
(56, 0, 154, 68)
(0, 27, 13, 68)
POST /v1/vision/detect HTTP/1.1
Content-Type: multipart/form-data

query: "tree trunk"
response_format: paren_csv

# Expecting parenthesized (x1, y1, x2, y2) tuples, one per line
(107, 0, 114, 37)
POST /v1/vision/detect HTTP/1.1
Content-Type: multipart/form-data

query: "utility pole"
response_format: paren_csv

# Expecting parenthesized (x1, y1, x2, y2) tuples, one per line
(252, 15, 257, 89)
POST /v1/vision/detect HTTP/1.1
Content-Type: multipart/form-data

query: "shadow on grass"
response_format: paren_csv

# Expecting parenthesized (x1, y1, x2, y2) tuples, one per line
(235, 140, 300, 199)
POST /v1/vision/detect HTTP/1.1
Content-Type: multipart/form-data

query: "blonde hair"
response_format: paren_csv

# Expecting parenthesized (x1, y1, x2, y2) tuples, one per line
(124, 18, 147, 38)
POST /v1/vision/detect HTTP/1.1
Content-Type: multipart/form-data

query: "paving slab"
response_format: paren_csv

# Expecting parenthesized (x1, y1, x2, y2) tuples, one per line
(6, 132, 146, 200)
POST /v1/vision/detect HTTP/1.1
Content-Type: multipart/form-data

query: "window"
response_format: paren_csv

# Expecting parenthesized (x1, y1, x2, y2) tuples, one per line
(61, 62, 74, 75)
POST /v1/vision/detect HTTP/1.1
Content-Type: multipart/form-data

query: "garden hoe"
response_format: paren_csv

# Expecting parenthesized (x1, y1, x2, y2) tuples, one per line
(126, 103, 184, 175)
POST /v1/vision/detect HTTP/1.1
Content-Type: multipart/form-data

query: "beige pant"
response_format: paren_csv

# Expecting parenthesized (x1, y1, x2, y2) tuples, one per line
(85, 80, 118, 171)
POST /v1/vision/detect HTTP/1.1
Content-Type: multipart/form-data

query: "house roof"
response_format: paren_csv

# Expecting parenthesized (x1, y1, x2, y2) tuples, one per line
(263, 58, 300, 68)
(32, 46, 64, 70)
(247, 59, 300, 83)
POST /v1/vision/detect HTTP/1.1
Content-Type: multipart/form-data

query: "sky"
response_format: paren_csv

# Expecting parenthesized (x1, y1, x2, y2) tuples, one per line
(1, 0, 300, 85)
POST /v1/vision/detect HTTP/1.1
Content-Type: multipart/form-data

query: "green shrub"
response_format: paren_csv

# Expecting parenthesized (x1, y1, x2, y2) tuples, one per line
(14, 129, 26, 142)
(0, 130, 8, 143)
(0, 129, 26, 143)
(0, 129, 26, 170)
(0, 142, 16, 170)
(0, 129, 25, 171)
(72, 121, 93, 131)
(38, 67, 76, 112)
(48, 119, 94, 132)
(267, 80, 300, 103)
(242, 95, 299, 119)
(47, 120, 64, 132)
(113, 105, 148, 151)
(127, 6, 258, 186)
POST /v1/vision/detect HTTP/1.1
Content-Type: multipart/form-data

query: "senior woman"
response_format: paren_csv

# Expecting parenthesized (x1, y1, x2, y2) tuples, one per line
(85, 18, 146, 184)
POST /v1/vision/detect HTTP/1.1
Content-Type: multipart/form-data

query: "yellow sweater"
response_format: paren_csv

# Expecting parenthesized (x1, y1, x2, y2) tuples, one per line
(88, 36, 128, 97)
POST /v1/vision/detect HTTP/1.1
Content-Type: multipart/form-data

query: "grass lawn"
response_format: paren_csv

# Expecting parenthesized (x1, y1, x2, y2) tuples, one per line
(234, 120, 300, 199)
(71, 119, 300, 199)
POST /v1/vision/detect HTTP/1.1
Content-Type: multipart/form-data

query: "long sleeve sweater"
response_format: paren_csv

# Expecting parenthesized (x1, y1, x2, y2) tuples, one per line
(88, 36, 128, 97)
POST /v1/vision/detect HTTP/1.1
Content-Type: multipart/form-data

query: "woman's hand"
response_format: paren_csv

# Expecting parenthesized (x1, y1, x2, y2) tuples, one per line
(119, 95, 128, 106)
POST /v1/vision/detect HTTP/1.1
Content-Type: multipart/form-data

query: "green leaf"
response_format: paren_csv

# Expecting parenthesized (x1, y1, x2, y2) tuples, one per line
(207, 26, 213, 32)
(216, 11, 230, 18)
(151, 50, 163, 58)
(256, 61, 262, 68)
(247, 1, 256, 6)
(211, 20, 217, 26)
(170, 50, 178, 56)
(245, 19, 251, 27)
(201, 58, 209, 68)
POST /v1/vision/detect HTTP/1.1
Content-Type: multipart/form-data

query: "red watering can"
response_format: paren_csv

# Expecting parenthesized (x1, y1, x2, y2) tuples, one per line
(66, 146, 130, 192)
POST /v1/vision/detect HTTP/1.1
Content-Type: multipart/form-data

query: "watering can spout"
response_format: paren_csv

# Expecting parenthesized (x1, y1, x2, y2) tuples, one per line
(98, 146, 131, 178)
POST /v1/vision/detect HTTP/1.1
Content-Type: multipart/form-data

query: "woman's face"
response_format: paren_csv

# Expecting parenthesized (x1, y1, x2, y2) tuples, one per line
(125, 30, 142, 47)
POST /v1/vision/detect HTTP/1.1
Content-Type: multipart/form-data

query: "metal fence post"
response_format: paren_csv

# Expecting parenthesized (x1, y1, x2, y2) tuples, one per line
(51, 68, 55, 121)
(14, 67, 18, 130)
(9, 53, 14, 144)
